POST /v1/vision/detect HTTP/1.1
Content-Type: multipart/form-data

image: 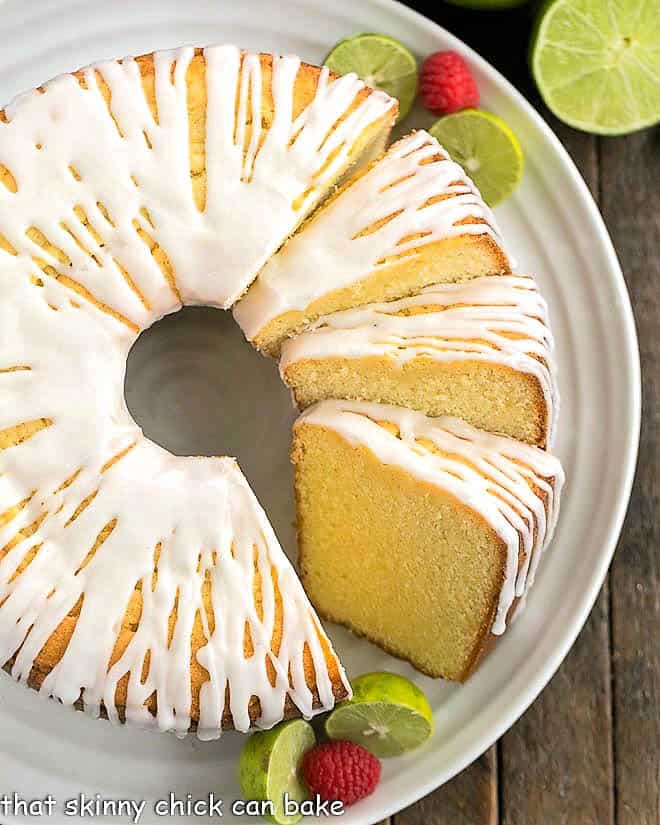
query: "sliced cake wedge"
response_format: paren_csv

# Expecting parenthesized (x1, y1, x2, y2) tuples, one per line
(234, 129, 511, 355)
(280, 275, 557, 447)
(291, 400, 564, 681)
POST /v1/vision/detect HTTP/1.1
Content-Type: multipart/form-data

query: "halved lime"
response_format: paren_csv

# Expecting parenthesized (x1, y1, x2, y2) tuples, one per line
(325, 672, 433, 758)
(531, 0, 660, 135)
(324, 34, 418, 122)
(237, 719, 315, 824)
(429, 109, 523, 206)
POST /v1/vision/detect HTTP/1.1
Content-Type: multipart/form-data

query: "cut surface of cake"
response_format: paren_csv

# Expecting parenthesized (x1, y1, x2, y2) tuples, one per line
(280, 275, 558, 447)
(291, 400, 564, 681)
(234, 129, 511, 355)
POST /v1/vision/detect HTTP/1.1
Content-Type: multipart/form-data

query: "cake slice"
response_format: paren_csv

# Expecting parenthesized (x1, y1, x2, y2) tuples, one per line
(234, 130, 511, 355)
(291, 400, 564, 681)
(280, 275, 558, 448)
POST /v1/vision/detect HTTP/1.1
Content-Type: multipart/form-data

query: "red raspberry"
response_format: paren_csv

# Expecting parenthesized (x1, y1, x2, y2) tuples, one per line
(302, 740, 381, 806)
(419, 51, 479, 115)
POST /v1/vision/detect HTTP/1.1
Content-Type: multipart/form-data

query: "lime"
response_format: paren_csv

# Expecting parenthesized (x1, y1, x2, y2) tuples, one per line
(325, 672, 433, 758)
(237, 719, 315, 824)
(325, 34, 418, 122)
(429, 109, 523, 206)
(531, 0, 660, 135)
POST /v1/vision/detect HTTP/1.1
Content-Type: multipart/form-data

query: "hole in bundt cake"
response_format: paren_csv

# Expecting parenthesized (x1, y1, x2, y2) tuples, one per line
(124, 306, 297, 543)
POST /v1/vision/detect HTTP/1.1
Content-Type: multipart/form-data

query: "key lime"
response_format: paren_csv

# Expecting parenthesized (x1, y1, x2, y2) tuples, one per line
(429, 109, 523, 206)
(237, 719, 315, 824)
(531, 0, 660, 135)
(324, 34, 418, 122)
(325, 672, 433, 758)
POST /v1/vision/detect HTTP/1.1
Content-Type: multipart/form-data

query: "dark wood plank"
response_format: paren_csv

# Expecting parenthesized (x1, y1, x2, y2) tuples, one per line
(395, 747, 497, 825)
(499, 586, 615, 825)
(600, 126, 660, 825)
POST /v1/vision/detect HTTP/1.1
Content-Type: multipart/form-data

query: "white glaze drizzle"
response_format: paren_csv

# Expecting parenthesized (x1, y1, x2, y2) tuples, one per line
(296, 400, 564, 634)
(0, 45, 378, 736)
(281, 275, 559, 446)
(0, 45, 394, 317)
(234, 129, 510, 339)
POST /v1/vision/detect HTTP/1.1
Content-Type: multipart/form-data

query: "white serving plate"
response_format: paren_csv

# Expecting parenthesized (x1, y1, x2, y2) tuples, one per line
(0, 1, 640, 823)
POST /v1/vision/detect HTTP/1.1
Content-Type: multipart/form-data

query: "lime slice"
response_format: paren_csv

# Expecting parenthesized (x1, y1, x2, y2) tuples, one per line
(429, 109, 523, 207)
(531, 0, 660, 135)
(324, 34, 418, 122)
(237, 719, 315, 824)
(325, 672, 433, 758)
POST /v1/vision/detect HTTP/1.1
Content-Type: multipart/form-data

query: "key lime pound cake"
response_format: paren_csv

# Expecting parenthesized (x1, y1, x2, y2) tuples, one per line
(0, 39, 564, 735)
(291, 400, 564, 681)
(234, 129, 511, 356)
(280, 275, 558, 447)
(0, 44, 401, 736)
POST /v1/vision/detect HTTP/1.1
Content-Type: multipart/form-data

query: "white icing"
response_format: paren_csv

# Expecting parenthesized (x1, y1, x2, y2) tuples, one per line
(234, 129, 509, 339)
(0, 45, 394, 316)
(296, 400, 564, 635)
(0, 44, 383, 736)
(280, 275, 559, 446)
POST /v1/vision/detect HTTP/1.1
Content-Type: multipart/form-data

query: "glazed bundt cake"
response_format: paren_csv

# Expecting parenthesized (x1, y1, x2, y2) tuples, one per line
(233, 130, 511, 356)
(1, 40, 564, 736)
(0, 44, 398, 736)
(280, 275, 557, 447)
(291, 400, 564, 681)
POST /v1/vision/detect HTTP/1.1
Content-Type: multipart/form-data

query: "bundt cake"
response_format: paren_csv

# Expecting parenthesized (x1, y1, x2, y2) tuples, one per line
(233, 129, 511, 356)
(291, 400, 564, 681)
(0, 40, 564, 737)
(280, 275, 557, 447)
(0, 44, 399, 736)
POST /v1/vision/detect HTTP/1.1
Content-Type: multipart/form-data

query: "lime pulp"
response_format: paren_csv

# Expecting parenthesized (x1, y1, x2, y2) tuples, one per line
(237, 719, 315, 825)
(531, 0, 660, 135)
(325, 671, 434, 758)
(324, 34, 418, 123)
(429, 109, 524, 207)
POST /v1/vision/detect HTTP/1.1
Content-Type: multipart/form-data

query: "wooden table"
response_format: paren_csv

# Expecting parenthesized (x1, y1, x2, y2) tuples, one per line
(385, 4, 659, 824)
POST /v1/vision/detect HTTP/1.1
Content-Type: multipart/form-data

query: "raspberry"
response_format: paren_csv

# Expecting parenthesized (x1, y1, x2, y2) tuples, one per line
(419, 51, 479, 116)
(302, 740, 381, 806)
